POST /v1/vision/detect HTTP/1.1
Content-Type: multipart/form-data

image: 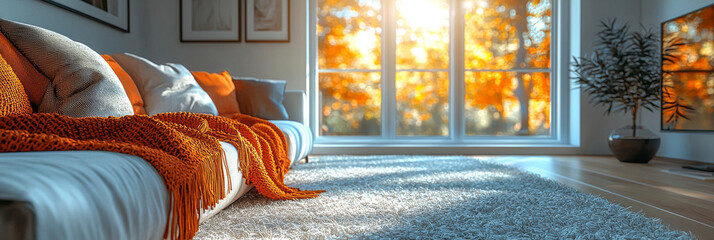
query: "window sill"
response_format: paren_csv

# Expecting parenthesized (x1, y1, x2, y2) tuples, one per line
(311, 140, 581, 155)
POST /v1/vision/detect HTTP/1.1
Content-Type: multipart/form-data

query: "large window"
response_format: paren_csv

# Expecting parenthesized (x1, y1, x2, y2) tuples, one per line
(313, 0, 560, 144)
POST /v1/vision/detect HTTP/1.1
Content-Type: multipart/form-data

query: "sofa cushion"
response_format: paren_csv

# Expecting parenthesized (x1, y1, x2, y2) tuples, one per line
(102, 55, 147, 115)
(191, 71, 241, 117)
(270, 120, 312, 164)
(112, 53, 218, 116)
(0, 18, 133, 117)
(0, 151, 169, 240)
(232, 77, 289, 120)
(0, 52, 32, 116)
(0, 32, 49, 108)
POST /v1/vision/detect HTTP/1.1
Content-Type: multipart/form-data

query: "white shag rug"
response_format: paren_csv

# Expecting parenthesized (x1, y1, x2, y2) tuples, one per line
(194, 155, 694, 239)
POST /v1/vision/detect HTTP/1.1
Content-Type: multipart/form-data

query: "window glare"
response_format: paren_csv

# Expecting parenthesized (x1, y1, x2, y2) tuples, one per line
(316, 0, 554, 139)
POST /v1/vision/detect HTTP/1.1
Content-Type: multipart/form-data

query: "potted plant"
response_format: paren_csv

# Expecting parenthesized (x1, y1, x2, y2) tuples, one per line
(572, 20, 682, 163)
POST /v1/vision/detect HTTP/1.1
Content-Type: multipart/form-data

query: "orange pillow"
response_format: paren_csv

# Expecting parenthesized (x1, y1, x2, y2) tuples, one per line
(0, 32, 49, 108)
(101, 54, 147, 115)
(191, 71, 241, 116)
(0, 52, 32, 116)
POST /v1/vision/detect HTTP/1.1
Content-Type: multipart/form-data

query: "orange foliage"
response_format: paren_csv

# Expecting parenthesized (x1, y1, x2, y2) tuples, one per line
(663, 6, 714, 72)
(318, 0, 552, 136)
(661, 5, 714, 130)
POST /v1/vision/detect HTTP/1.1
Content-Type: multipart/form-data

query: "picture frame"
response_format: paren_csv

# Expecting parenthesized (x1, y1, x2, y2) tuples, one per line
(660, 3, 714, 132)
(245, 0, 289, 42)
(44, 0, 129, 32)
(181, 0, 241, 42)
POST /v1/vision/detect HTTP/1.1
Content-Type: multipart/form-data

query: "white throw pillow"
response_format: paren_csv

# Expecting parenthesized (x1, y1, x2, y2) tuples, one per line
(111, 53, 218, 116)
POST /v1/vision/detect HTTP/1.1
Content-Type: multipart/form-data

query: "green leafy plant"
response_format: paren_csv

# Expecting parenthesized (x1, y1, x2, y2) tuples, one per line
(572, 19, 683, 137)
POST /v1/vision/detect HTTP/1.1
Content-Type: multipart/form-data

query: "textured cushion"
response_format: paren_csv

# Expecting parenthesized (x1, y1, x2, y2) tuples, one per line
(0, 31, 50, 108)
(102, 55, 147, 115)
(0, 18, 133, 117)
(191, 71, 241, 117)
(0, 52, 32, 116)
(232, 77, 289, 120)
(270, 120, 313, 164)
(112, 53, 218, 116)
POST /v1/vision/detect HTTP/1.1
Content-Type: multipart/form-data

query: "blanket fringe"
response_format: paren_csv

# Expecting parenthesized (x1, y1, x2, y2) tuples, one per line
(0, 113, 323, 240)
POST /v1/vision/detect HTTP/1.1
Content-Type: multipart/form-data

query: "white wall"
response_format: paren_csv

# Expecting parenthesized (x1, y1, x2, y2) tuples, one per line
(640, 0, 714, 164)
(141, 0, 308, 91)
(0, 0, 148, 54)
(576, 0, 644, 155)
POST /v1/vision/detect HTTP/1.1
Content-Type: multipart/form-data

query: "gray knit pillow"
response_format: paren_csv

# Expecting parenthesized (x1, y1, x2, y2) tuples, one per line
(0, 18, 133, 117)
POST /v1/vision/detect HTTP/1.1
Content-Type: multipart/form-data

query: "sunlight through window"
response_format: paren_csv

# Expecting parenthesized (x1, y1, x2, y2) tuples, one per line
(316, 0, 554, 139)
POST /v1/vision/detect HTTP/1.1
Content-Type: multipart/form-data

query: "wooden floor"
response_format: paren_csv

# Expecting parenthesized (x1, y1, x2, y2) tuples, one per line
(486, 155, 714, 239)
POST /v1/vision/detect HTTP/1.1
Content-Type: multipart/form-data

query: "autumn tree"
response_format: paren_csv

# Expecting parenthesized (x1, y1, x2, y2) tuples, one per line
(318, 0, 382, 135)
(318, 0, 553, 136)
(464, 0, 551, 135)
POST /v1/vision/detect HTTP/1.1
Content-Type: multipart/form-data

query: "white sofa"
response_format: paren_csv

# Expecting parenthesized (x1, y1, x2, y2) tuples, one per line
(273, 90, 313, 163)
(0, 90, 313, 240)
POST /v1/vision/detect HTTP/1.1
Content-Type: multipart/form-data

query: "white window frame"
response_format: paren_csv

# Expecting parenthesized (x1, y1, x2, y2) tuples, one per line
(307, 0, 576, 154)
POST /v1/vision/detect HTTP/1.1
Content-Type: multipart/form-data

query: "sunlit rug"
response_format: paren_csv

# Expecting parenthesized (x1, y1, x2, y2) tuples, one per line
(194, 155, 693, 239)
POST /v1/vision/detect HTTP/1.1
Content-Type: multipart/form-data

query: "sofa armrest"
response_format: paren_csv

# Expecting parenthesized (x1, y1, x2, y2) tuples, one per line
(283, 90, 308, 125)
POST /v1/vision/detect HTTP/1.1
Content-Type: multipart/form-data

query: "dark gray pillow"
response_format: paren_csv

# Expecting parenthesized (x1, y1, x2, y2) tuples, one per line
(0, 18, 133, 117)
(232, 77, 289, 120)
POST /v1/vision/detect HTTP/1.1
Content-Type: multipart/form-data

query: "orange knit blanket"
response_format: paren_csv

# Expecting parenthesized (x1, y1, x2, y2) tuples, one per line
(0, 112, 323, 240)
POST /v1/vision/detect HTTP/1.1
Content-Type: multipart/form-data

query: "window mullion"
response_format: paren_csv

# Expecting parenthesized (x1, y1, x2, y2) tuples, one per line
(308, 0, 319, 140)
(450, 0, 465, 142)
(382, 0, 397, 139)
(553, 0, 564, 142)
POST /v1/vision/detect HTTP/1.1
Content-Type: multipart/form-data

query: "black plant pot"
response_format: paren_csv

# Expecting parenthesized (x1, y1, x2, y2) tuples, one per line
(608, 126, 661, 163)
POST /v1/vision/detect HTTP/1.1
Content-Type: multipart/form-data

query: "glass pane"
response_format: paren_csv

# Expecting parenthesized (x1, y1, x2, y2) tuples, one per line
(662, 6, 714, 71)
(320, 72, 381, 136)
(317, 0, 382, 70)
(395, 0, 450, 69)
(662, 72, 714, 130)
(464, 0, 551, 70)
(396, 71, 449, 136)
(465, 71, 550, 136)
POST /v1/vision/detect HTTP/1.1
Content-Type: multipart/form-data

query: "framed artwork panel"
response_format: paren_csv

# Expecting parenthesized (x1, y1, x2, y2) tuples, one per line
(181, 0, 241, 42)
(245, 0, 289, 42)
(44, 0, 129, 32)
(661, 3, 714, 131)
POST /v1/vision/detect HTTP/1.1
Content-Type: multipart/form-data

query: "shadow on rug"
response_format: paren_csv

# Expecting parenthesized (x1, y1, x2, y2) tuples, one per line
(195, 155, 694, 239)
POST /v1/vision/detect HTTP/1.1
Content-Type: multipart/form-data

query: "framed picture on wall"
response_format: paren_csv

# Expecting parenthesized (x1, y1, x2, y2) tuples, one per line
(661, 3, 714, 131)
(43, 0, 129, 32)
(181, 0, 241, 42)
(245, 0, 289, 42)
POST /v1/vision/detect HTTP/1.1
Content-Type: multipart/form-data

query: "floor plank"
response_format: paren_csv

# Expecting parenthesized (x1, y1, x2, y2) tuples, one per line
(486, 155, 714, 239)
